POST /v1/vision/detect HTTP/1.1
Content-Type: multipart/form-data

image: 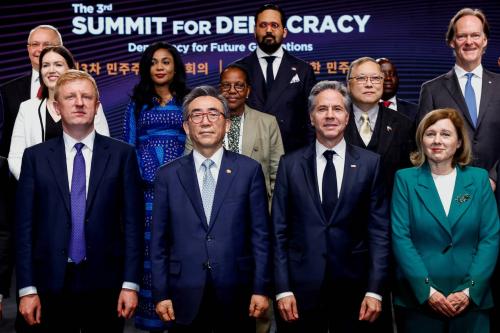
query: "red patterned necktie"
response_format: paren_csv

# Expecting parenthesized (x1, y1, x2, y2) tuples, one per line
(382, 100, 392, 108)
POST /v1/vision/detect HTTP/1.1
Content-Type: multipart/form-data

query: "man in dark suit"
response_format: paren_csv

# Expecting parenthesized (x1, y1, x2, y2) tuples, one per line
(151, 86, 271, 332)
(376, 58, 418, 122)
(15, 70, 143, 332)
(345, 57, 414, 197)
(418, 8, 500, 171)
(235, 4, 316, 153)
(0, 156, 12, 320)
(0, 25, 62, 156)
(272, 80, 390, 332)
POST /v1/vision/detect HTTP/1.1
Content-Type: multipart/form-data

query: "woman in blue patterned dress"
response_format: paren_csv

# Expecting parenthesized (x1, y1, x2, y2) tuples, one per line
(122, 42, 188, 332)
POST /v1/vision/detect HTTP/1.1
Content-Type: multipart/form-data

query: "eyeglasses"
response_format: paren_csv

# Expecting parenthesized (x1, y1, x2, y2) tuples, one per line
(188, 111, 225, 124)
(27, 42, 58, 48)
(220, 82, 247, 92)
(257, 22, 281, 30)
(455, 33, 483, 42)
(348, 75, 384, 85)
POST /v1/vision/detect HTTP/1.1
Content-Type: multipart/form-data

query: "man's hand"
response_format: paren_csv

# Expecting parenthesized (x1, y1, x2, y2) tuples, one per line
(277, 295, 299, 322)
(19, 294, 42, 325)
(156, 299, 175, 322)
(248, 294, 269, 318)
(428, 291, 456, 317)
(447, 292, 469, 315)
(358, 296, 382, 322)
(117, 289, 138, 319)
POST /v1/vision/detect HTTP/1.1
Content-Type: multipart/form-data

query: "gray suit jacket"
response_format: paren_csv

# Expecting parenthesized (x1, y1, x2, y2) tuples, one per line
(418, 68, 500, 170)
(185, 105, 284, 201)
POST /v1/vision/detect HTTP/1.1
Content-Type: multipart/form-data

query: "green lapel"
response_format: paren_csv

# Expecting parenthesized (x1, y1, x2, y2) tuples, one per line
(447, 167, 476, 229)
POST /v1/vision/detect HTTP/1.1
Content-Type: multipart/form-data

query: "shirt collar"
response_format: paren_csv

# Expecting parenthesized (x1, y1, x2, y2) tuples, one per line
(193, 146, 224, 172)
(352, 103, 379, 122)
(256, 46, 284, 60)
(454, 63, 483, 79)
(315, 138, 346, 160)
(380, 96, 397, 105)
(63, 130, 96, 155)
(32, 68, 39, 83)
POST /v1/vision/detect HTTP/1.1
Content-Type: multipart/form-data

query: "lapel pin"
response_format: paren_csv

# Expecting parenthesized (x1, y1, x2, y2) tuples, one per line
(386, 126, 392, 132)
(226, 169, 232, 174)
(291, 66, 297, 71)
(350, 164, 357, 168)
(489, 81, 492, 84)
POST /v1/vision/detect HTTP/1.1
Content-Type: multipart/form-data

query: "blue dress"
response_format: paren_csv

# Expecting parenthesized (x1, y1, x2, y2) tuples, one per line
(122, 97, 185, 331)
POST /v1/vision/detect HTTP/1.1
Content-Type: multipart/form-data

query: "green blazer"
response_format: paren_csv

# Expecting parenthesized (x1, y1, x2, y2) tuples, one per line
(392, 164, 500, 310)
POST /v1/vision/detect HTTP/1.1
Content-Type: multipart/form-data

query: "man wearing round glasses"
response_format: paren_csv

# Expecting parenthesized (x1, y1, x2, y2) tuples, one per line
(236, 3, 316, 153)
(152, 85, 271, 332)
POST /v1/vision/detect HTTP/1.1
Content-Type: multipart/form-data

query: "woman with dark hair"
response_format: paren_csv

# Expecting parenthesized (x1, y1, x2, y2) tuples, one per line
(392, 108, 499, 332)
(8, 45, 109, 179)
(122, 41, 188, 332)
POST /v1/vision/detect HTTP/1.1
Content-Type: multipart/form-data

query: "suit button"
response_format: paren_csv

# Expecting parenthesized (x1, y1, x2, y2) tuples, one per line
(471, 280, 475, 286)
(425, 277, 429, 284)
(206, 235, 213, 242)
(203, 261, 212, 270)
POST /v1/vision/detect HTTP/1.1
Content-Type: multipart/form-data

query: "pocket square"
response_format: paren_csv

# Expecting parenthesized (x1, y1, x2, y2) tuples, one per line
(290, 74, 300, 84)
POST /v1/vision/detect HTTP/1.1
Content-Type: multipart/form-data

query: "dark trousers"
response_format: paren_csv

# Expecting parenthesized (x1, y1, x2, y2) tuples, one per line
(170, 273, 255, 333)
(20, 262, 124, 333)
(276, 268, 375, 333)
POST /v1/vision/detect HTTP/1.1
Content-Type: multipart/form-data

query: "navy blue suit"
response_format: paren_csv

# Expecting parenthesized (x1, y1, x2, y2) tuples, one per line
(272, 142, 390, 331)
(396, 98, 418, 122)
(151, 150, 271, 327)
(16, 133, 143, 296)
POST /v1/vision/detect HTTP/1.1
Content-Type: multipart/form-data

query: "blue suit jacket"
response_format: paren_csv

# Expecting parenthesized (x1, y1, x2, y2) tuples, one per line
(151, 149, 271, 325)
(272, 142, 390, 311)
(16, 134, 144, 294)
(392, 165, 500, 309)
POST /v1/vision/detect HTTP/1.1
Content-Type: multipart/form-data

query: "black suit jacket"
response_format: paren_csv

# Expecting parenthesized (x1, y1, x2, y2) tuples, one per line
(0, 73, 31, 156)
(235, 50, 316, 153)
(345, 105, 415, 195)
(0, 156, 12, 296)
(418, 68, 500, 170)
(16, 134, 144, 294)
(396, 98, 418, 122)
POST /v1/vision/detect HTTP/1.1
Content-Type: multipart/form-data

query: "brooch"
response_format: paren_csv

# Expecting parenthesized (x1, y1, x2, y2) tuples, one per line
(455, 194, 471, 204)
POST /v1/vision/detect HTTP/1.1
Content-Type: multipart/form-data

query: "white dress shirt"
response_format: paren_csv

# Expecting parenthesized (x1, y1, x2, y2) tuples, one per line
(19, 130, 139, 297)
(380, 96, 398, 111)
(276, 138, 382, 302)
(454, 64, 483, 115)
(256, 46, 284, 82)
(193, 146, 224, 192)
(30, 68, 40, 99)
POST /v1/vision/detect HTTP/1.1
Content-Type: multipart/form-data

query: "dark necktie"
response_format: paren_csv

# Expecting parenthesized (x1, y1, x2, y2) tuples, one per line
(322, 150, 338, 220)
(464, 73, 477, 127)
(69, 142, 86, 263)
(265, 56, 276, 91)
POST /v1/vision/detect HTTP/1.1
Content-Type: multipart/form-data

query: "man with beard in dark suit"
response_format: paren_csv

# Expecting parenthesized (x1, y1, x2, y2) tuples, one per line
(236, 4, 316, 153)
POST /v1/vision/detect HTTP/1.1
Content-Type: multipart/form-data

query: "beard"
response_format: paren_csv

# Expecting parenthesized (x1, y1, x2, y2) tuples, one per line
(257, 33, 282, 54)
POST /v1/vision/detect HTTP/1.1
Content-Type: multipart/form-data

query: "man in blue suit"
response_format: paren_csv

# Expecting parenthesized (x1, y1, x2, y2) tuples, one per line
(272, 81, 390, 332)
(151, 86, 271, 332)
(15, 70, 143, 332)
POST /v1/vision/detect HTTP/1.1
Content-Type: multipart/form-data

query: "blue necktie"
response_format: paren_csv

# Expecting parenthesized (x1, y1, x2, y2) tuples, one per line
(322, 150, 338, 220)
(69, 142, 86, 263)
(201, 159, 216, 224)
(464, 73, 477, 127)
(265, 56, 276, 91)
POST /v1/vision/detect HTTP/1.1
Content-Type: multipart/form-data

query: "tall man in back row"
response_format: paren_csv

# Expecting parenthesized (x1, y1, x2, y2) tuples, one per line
(236, 3, 316, 153)
(418, 8, 500, 171)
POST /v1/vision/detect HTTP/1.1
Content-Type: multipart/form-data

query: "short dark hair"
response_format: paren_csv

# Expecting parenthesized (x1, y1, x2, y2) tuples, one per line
(220, 64, 251, 85)
(255, 3, 286, 27)
(182, 85, 230, 121)
(446, 8, 489, 44)
(39, 46, 76, 99)
(308, 81, 351, 113)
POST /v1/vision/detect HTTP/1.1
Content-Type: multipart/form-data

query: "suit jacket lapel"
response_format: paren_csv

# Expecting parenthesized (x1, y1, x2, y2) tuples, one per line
(264, 52, 296, 110)
(375, 106, 395, 157)
(477, 70, 494, 128)
(177, 154, 207, 229)
(301, 144, 324, 222)
(415, 165, 452, 237)
(86, 134, 110, 214)
(444, 70, 474, 127)
(209, 150, 238, 231)
(241, 106, 257, 156)
(329, 144, 359, 224)
(47, 137, 71, 215)
(447, 167, 475, 229)
(249, 52, 267, 108)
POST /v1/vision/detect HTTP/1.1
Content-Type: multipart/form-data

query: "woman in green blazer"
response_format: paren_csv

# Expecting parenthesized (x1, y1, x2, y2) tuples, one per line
(392, 108, 500, 333)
